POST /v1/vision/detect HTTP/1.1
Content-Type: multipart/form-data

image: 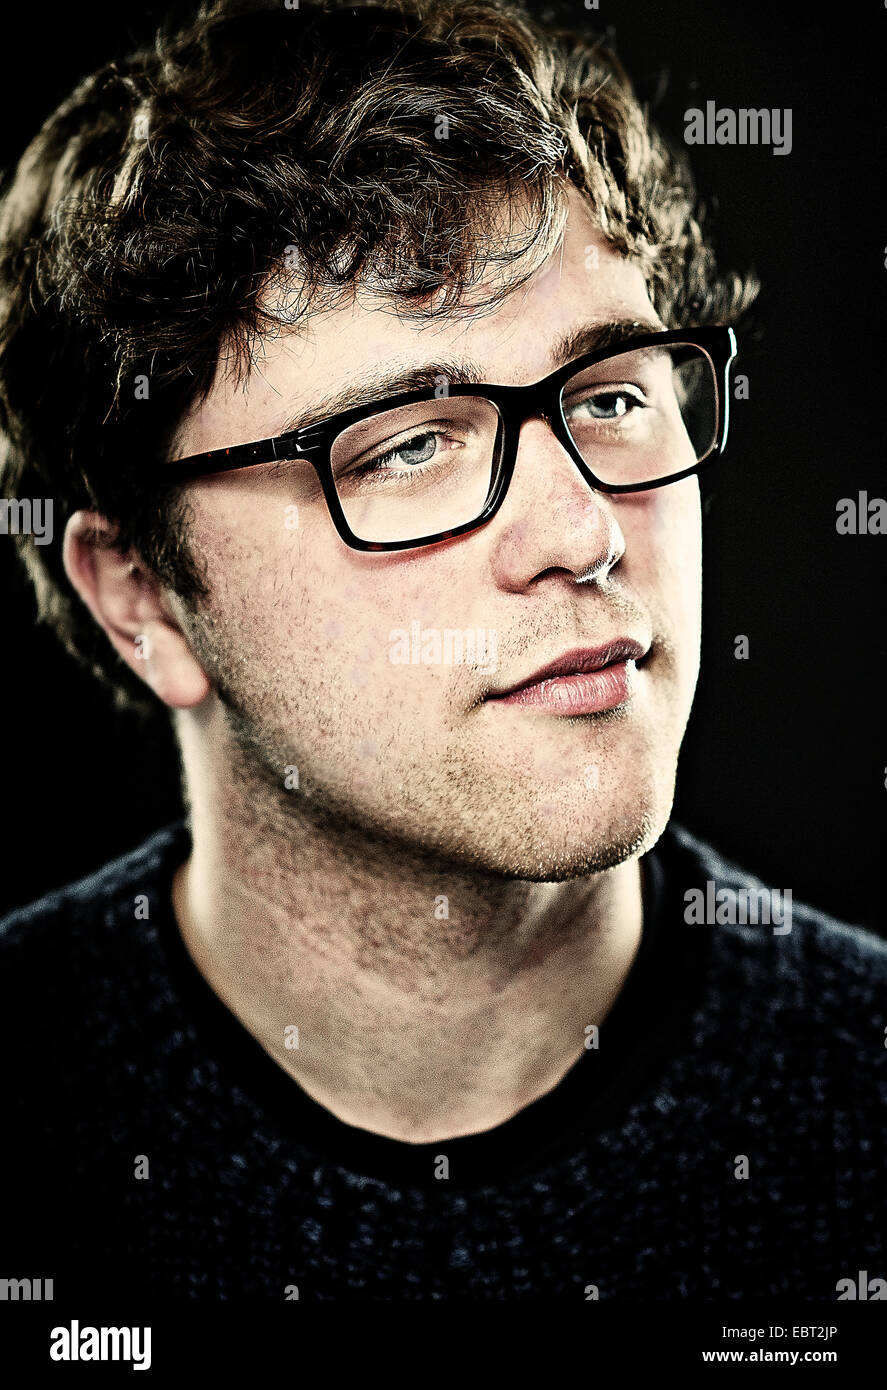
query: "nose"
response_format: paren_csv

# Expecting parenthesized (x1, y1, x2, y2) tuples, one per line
(485, 413, 626, 590)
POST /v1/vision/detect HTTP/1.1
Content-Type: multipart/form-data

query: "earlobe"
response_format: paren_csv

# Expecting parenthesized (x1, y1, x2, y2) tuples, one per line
(62, 509, 211, 709)
(125, 615, 212, 708)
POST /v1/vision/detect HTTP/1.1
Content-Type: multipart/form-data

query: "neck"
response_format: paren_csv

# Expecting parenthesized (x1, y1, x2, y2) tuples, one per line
(171, 716, 646, 1145)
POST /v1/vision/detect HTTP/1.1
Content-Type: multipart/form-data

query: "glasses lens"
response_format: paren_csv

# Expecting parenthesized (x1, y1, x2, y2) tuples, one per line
(329, 396, 503, 543)
(560, 343, 719, 486)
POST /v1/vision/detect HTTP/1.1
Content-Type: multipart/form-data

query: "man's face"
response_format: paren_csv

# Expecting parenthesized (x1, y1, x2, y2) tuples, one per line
(170, 184, 702, 879)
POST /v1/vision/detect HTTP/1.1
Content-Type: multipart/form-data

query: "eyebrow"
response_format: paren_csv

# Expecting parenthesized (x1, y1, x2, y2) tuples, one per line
(273, 316, 666, 435)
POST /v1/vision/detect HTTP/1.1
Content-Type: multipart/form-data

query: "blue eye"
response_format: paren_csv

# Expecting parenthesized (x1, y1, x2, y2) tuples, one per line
(566, 388, 645, 422)
(370, 431, 443, 471)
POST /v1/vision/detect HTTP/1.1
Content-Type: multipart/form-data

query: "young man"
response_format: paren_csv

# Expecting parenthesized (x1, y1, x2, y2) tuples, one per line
(0, 0, 883, 1302)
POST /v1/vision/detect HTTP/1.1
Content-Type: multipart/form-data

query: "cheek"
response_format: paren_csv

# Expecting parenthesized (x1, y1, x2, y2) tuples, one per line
(675, 483, 703, 620)
(627, 479, 701, 611)
(617, 481, 702, 698)
(190, 492, 462, 719)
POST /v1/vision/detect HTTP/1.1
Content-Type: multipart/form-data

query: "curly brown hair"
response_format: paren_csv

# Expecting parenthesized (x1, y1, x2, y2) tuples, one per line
(0, 0, 759, 713)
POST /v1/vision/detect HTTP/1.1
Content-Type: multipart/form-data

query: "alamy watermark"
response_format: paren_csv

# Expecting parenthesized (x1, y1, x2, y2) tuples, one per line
(684, 880, 793, 934)
(835, 492, 886, 534)
(50, 1320, 151, 1371)
(0, 1276, 53, 1300)
(0, 498, 53, 545)
(684, 102, 792, 156)
(389, 621, 498, 674)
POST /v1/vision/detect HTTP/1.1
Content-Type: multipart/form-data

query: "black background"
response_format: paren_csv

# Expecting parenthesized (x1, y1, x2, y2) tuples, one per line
(1, 0, 884, 930)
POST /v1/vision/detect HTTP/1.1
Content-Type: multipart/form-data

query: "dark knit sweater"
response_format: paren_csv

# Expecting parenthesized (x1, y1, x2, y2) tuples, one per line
(1, 819, 884, 1301)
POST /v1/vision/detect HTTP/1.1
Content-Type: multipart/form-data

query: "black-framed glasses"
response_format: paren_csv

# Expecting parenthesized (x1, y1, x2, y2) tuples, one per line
(157, 326, 737, 552)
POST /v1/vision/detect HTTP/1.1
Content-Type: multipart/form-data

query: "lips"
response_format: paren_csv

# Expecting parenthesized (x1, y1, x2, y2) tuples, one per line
(487, 638, 650, 700)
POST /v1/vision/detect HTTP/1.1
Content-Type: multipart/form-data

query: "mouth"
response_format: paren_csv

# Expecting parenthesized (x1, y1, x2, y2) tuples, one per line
(483, 637, 650, 716)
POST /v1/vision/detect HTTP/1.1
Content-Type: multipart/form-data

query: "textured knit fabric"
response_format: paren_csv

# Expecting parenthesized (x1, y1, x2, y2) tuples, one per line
(1, 819, 884, 1301)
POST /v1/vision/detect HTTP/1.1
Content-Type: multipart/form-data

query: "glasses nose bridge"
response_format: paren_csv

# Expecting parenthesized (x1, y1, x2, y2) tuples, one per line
(497, 376, 603, 509)
(498, 377, 565, 460)
(513, 375, 559, 433)
(507, 373, 588, 470)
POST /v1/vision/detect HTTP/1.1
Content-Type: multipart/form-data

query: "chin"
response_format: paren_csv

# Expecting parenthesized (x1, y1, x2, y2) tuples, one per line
(440, 793, 671, 882)
(523, 810, 664, 880)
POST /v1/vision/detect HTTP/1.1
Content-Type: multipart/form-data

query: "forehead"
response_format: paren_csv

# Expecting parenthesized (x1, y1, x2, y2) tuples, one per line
(173, 184, 660, 456)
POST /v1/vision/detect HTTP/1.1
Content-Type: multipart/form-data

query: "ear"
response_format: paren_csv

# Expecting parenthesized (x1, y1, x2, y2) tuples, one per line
(62, 509, 211, 708)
